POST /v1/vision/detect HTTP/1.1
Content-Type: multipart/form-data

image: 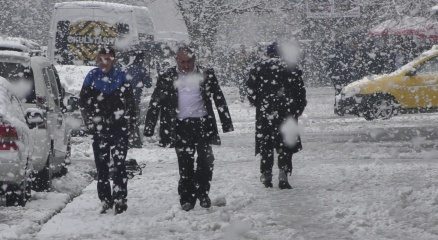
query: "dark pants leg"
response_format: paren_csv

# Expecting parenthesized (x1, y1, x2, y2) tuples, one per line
(92, 137, 112, 204)
(195, 144, 215, 197)
(277, 147, 293, 175)
(260, 144, 274, 175)
(92, 134, 128, 204)
(111, 137, 129, 201)
(176, 145, 197, 205)
(175, 118, 215, 205)
(129, 106, 143, 147)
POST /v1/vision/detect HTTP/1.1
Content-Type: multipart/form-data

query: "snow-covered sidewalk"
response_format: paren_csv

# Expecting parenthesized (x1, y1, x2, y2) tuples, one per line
(34, 87, 438, 240)
(0, 138, 95, 239)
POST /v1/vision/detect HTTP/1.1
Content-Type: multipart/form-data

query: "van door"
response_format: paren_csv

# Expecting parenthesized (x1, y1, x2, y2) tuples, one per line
(42, 66, 67, 170)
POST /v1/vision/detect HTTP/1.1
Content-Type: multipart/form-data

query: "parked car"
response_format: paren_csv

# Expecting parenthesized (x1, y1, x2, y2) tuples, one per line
(0, 76, 33, 206)
(336, 45, 438, 120)
(0, 50, 72, 192)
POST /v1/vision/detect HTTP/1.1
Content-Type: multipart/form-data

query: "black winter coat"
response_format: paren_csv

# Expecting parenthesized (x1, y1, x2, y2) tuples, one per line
(246, 58, 307, 155)
(79, 68, 136, 136)
(144, 66, 234, 147)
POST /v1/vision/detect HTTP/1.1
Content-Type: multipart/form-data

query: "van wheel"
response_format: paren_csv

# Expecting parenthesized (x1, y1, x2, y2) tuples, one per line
(363, 94, 398, 121)
(33, 142, 54, 192)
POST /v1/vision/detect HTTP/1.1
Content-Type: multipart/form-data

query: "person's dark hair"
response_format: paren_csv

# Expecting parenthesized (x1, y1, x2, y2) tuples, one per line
(98, 46, 116, 57)
(176, 44, 196, 60)
(267, 42, 280, 58)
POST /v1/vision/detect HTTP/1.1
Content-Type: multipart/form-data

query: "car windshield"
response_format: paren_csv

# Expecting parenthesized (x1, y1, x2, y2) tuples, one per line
(392, 51, 438, 75)
(0, 62, 36, 103)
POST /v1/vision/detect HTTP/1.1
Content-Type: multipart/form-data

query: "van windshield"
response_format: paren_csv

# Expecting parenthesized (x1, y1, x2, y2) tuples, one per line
(0, 62, 36, 103)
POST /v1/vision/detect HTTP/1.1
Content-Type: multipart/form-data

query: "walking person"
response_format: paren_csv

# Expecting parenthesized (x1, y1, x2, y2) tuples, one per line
(246, 42, 307, 189)
(144, 45, 234, 211)
(79, 46, 136, 214)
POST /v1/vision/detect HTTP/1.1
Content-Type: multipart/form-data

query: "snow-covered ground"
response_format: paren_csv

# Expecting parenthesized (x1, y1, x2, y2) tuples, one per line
(2, 87, 438, 240)
(0, 138, 95, 239)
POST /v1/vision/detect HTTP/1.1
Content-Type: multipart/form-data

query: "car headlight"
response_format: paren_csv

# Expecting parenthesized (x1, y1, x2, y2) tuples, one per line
(342, 85, 361, 99)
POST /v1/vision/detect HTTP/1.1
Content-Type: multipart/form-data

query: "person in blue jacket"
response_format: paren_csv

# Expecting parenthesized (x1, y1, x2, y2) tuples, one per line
(79, 46, 136, 215)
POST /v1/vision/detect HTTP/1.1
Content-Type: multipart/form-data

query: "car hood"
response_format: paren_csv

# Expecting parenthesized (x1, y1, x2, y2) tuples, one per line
(342, 74, 391, 98)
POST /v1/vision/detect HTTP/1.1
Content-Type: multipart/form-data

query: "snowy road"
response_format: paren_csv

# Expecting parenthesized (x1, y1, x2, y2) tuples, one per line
(3, 87, 438, 240)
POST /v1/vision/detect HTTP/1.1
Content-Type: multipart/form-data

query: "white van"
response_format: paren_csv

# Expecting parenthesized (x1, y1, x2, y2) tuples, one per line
(47, 1, 155, 66)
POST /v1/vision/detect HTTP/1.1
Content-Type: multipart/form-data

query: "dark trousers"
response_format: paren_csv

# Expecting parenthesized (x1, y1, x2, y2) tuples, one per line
(92, 133, 128, 204)
(175, 118, 215, 205)
(260, 146, 293, 175)
(259, 117, 294, 175)
(129, 104, 143, 148)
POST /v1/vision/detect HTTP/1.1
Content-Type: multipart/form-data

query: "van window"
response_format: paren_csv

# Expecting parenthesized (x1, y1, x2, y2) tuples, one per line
(42, 67, 60, 110)
(0, 62, 36, 103)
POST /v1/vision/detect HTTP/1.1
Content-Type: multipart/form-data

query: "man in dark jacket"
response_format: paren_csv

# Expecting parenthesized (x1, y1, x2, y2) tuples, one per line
(79, 47, 136, 214)
(246, 42, 307, 189)
(144, 45, 234, 211)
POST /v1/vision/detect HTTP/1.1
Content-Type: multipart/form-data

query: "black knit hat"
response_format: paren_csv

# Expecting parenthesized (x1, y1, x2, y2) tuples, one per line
(267, 42, 279, 58)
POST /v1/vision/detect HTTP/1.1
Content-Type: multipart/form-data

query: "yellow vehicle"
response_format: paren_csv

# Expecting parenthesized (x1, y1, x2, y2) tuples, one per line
(336, 45, 438, 120)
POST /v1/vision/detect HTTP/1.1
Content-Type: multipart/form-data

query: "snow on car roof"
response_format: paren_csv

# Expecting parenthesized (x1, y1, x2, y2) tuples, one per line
(0, 36, 41, 51)
(0, 50, 31, 63)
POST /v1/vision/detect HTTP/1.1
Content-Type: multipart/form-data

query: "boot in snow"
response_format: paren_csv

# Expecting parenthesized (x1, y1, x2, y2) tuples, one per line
(260, 172, 273, 188)
(181, 202, 195, 211)
(199, 195, 211, 208)
(114, 199, 128, 214)
(278, 169, 292, 190)
(100, 201, 113, 214)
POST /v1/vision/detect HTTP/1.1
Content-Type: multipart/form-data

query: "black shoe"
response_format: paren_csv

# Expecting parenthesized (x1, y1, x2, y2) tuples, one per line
(279, 181, 292, 190)
(114, 199, 128, 214)
(100, 201, 113, 214)
(199, 195, 211, 208)
(260, 173, 273, 188)
(181, 202, 195, 211)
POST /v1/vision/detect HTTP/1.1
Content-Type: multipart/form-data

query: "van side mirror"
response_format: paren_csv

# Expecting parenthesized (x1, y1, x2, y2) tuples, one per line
(25, 108, 46, 129)
(405, 69, 416, 77)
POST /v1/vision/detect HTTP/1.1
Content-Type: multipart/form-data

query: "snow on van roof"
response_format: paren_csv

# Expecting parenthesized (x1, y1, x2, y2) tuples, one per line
(156, 31, 189, 42)
(55, 1, 148, 12)
(53, 2, 154, 34)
